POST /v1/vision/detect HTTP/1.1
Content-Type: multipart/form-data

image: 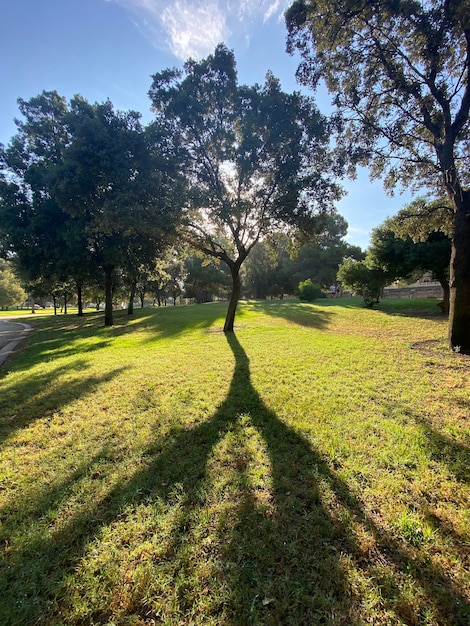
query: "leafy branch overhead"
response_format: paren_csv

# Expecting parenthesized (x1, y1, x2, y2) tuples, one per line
(286, 0, 470, 352)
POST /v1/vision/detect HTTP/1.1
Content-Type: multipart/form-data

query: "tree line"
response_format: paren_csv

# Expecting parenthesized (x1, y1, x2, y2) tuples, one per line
(0, 47, 344, 329)
(1, 0, 469, 351)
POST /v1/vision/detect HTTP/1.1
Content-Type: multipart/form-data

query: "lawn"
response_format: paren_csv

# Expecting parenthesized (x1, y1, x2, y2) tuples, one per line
(0, 298, 468, 625)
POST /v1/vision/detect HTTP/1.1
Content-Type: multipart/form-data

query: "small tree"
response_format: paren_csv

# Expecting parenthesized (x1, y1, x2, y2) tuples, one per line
(369, 218, 451, 312)
(337, 258, 387, 307)
(296, 278, 324, 302)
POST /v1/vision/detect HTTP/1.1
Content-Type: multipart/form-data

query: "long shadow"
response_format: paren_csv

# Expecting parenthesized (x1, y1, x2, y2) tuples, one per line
(7, 305, 228, 371)
(216, 333, 354, 623)
(0, 359, 128, 445)
(374, 299, 445, 319)
(245, 300, 333, 330)
(1, 334, 469, 624)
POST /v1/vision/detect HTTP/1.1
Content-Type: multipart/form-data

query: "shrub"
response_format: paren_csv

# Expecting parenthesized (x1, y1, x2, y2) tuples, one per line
(296, 279, 324, 301)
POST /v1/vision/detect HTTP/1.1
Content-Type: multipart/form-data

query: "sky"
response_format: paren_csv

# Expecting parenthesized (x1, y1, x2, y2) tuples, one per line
(1, 0, 416, 250)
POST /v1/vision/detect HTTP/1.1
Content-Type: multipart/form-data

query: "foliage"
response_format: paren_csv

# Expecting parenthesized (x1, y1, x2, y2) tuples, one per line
(0, 259, 26, 309)
(184, 253, 230, 303)
(286, 0, 470, 351)
(241, 218, 363, 300)
(296, 278, 324, 301)
(386, 197, 454, 243)
(149, 44, 342, 331)
(337, 258, 387, 307)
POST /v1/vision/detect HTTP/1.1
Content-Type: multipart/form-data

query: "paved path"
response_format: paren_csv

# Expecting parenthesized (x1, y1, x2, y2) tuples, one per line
(0, 319, 33, 366)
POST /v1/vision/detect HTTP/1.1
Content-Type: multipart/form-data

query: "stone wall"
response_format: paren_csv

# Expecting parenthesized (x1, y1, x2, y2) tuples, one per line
(383, 284, 444, 299)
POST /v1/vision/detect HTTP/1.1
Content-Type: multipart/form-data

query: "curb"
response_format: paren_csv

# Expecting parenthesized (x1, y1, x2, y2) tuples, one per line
(0, 322, 33, 366)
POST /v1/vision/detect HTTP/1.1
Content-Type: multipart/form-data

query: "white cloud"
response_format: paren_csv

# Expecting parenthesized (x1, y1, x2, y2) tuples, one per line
(263, 0, 280, 22)
(109, 0, 291, 60)
(161, 1, 228, 60)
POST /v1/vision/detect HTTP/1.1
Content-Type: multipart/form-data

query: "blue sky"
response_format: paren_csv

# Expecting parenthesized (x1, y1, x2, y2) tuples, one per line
(1, 0, 415, 249)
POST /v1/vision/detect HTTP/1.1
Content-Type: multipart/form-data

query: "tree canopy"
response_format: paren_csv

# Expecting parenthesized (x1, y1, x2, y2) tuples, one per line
(0, 91, 182, 325)
(286, 0, 470, 351)
(149, 44, 343, 331)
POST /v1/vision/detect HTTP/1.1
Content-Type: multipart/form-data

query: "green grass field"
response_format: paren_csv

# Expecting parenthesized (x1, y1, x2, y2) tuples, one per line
(0, 298, 468, 625)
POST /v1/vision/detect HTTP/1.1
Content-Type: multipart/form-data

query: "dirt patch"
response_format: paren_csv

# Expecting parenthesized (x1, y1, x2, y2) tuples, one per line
(411, 339, 470, 363)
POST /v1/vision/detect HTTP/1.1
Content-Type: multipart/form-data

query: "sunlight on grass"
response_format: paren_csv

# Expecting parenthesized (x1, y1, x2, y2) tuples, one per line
(0, 299, 469, 625)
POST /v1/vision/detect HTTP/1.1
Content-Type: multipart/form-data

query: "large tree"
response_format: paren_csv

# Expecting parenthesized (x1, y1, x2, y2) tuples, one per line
(286, 0, 470, 351)
(1, 92, 181, 326)
(149, 45, 342, 332)
(52, 96, 182, 325)
(0, 92, 94, 315)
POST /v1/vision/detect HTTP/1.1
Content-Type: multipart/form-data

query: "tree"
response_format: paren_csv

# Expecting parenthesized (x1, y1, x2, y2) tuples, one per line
(0, 92, 94, 315)
(1, 92, 181, 326)
(337, 258, 387, 307)
(0, 259, 26, 309)
(371, 198, 452, 312)
(286, 0, 470, 351)
(149, 45, 342, 332)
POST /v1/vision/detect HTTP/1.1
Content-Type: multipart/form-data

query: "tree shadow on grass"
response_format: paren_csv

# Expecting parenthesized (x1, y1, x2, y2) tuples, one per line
(0, 360, 128, 445)
(1, 334, 469, 625)
(418, 417, 470, 485)
(245, 300, 333, 331)
(10, 305, 229, 369)
(374, 299, 445, 319)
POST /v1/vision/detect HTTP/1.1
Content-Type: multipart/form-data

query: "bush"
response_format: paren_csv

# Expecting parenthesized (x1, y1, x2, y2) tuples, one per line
(296, 279, 324, 302)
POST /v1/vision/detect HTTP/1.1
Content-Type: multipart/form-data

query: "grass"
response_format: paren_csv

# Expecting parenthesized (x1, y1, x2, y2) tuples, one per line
(0, 297, 469, 625)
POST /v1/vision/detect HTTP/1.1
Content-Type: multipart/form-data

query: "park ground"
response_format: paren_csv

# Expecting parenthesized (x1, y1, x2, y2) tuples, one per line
(0, 298, 468, 625)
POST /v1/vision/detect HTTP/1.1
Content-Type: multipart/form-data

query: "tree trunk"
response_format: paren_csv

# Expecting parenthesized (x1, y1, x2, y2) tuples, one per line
(128, 281, 136, 315)
(77, 283, 84, 316)
(224, 266, 241, 333)
(104, 266, 114, 327)
(435, 272, 450, 315)
(448, 190, 470, 352)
